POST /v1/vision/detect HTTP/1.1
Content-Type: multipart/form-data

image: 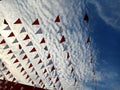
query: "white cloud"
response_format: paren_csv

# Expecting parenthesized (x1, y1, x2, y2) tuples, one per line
(87, 0, 120, 30)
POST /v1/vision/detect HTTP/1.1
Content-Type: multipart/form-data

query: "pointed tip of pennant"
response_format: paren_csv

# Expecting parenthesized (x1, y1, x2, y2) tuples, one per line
(29, 63, 33, 68)
(60, 36, 65, 43)
(32, 19, 39, 25)
(38, 59, 42, 64)
(13, 59, 19, 63)
(86, 37, 90, 43)
(4, 19, 8, 25)
(67, 52, 70, 59)
(8, 32, 15, 37)
(30, 47, 36, 53)
(19, 44, 22, 49)
(23, 54, 28, 60)
(7, 50, 13, 54)
(23, 34, 30, 40)
(40, 38, 45, 44)
(0, 39, 6, 44)
(55, 15, 60, 22)
(43, 69, 47, 74)
(51, 66, 55, 72)
(20, 67, 24, 72)
(14, 18, 22, 24)
(47, 53, 50, 59)
(55, 77, 59, 83)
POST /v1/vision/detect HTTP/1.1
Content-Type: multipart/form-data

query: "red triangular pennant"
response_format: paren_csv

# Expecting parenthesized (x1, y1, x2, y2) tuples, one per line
(0, 39, 6, 44)
(23, 54, 28, 60)
(40, 38, 45, 44)
(60, 36, 65, 43)
(67, 52, 70, 59)
(23, 34, 30, 40)
(47, 53, 50, 59)
(51, 66, 55, 72)
(13, 59, 19, 63)
(26, 75, 29, 79)
(55, 77, 59, 83)
(43, 69, 47, 74)
(55, 15, 60, 22)
(14, 18, 22, 24)
(20, 67, 24, 72)
(8, 32, 15, 37)
(19, 44, 22, 49)
(28, 63, 33, 68)
(30, 47, 36, 53)
(6, 71, 10, 75)
(39, 79, 42, 84)
(4, 19, 8, 25)
(2, 63, 5, 67)
(32, 19, 39, 25)
(7, 50, 13, 54)
(32, 81, 34, 84)
(71, 67, 74, 73)
(38, 59, 42, 64)
(12, 78, 16, 82)
(86, 37, 90, 43)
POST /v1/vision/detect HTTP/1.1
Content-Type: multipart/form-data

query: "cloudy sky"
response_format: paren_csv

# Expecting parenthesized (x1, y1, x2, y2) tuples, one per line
(0, 0, 120, 90)
(86, 0, 120, 90)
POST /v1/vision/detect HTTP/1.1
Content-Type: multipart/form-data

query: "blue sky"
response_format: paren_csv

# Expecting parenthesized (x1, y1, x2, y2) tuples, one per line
(86, 1, 120, 90)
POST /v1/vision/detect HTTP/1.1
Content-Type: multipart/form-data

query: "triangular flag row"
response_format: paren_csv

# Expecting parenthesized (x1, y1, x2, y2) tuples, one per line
(3, 15, 60, 25)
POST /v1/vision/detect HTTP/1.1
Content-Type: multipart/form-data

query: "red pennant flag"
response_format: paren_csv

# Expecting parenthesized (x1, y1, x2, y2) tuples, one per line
(35, 72, 38, 75)
(23, 34, 30, 40)
(28, 63, 33, 68)
(39, 79, 42, 84)
(55, 15, 60, 22)
(8, 32, 15, 37)
(32, 81, 34, 84)
(43, 69, 47, 74)
(86, 37, 90, 43)
(60, 36, 65, 43)
(30, 47, 36, 53)
(40, 38, 45, 44)
(23, 54, 28, 60)
(47, 53, 50, 59)
(7, 50, 13, 54)
(12, 78, 16, 82)
(6, 71, 10, 75)
(74, 78, 77, 85)
(67, 52, 70, 59)
(49, 77, 51, 81)
(55, 77, 59, 83)
(51, 66, 55, 72)
(14, 18, 22, 24)
(0, 39, 6, 44)
(2, 63, 5, 67)
(13, 59, 19, 63)
(42, 84, 45, 89)
(20, 67, 24, 72)
(71, 67, 74, 73)
(38, 59, 42, 64)
(61, 87, 63, 90)
(19, 44, 22, 49)
(32, 19, 39, 25)
(4, 19, 8, 25)
(26, 75, 29, 79)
